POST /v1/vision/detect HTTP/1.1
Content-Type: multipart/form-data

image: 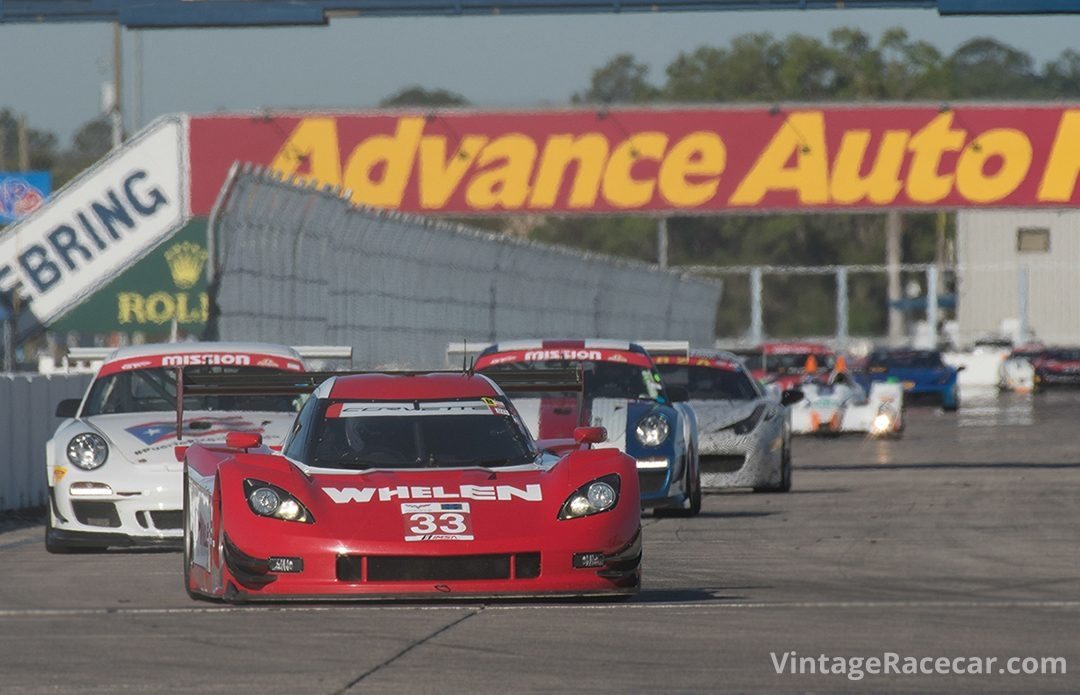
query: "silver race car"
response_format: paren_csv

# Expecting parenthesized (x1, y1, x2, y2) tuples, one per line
(654, 349, 802, 493)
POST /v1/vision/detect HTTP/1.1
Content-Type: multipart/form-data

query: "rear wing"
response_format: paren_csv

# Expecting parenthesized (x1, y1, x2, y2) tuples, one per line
(174, 367, 581, 440)
(635, 341, 690, 359)
(291, 345, 353, 361)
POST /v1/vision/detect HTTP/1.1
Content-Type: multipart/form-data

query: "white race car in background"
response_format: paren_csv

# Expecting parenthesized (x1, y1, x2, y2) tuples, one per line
(654, 350, 803, 493)
(45, 342, 350, 553)
(790, 364, 904, 437)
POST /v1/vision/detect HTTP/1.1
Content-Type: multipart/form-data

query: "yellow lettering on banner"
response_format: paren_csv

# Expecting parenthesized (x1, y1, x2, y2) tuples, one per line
(528, 134, 609, 209)
(829, 130, 909, 205)
(658, 132, 726, 207)
(729, 112, 829, 206)
(955, 129, 1032, 203)
(269, 118, 342, 188)
(343, 118, 425, 208)
(602, 133, 668, 209)
(465, 135, 538, 210)
(418, 135, 489, 209)
(1038, 110, 1080, 202)
(145, 292, 175, 324)
(117, 293, 145, 324)
(906, 112, 966, 204)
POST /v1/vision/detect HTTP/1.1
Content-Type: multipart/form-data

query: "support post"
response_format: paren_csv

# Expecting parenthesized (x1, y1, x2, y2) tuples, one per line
(926, 265, 939, 348)
(1, 316, 12, 374)
(750, 267, 764, 345)
(132, 30, 143, 131)
(1017, 265, 1030, 343)
(110, 22, 124, 148)
(657, 217, 669, 269)
(17, 114, 29, 171)
(886, 210, 903, 341)
(835, 266, 849, 346)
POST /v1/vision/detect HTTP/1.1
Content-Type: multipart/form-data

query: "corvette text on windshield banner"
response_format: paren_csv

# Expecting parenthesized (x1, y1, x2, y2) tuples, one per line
(188, 105, 1080, 215)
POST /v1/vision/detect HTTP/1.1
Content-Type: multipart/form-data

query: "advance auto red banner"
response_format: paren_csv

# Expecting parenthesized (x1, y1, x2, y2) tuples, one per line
(188, 105, 1080, 215)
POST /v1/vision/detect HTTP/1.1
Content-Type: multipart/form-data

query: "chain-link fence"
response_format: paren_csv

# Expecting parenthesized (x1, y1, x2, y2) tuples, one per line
(689, 259, 1079, 350)
(208, 166, 723, 367)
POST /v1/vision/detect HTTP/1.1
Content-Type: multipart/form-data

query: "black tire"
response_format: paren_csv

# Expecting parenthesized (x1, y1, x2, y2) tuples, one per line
(943, 392, 960, 412)
(755, 440, 792, 493)
(654, 449, 701, 518)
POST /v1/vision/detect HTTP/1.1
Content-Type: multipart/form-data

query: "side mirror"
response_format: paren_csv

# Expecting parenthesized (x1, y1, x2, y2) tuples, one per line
(666, 386, 690, 403)
(780, 389, 804, 407)
(55, 399, 80, 418)
(226, 432, 263, 450)
(573, 426, 607, 445)
(955, 365, 967, 372)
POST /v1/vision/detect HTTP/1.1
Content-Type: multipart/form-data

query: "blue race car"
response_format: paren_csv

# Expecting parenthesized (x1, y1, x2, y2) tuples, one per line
(856, 349, 960, 411)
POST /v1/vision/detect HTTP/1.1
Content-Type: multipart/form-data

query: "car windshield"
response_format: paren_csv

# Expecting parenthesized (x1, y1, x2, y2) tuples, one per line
(481, 359, 665, 401)
(869, 352, 943, 369)
(305, 399, 535, 470)
(765, 352, 833, 374)
(657, 364, 759, 400)
(82, 366, 299, 416)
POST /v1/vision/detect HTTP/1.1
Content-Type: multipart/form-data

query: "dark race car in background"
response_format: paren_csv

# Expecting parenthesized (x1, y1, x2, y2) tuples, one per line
(183, 370, 641, 601)
(855, 349, 960, 411)
(745, 342, 836, 392)
(1032, 347, 1080, 389)
(472, 340, 700, 517)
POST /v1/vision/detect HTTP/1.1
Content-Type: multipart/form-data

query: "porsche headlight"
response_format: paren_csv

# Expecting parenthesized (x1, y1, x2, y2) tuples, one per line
(559, 474, 621, 520)
(66, 433, 108, 470)
(634, 414, 670, 447)
(244, 479, 313, 523)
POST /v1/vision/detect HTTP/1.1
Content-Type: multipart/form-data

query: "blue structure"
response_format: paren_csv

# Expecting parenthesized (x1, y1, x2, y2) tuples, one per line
(0, 0, 1078, 27)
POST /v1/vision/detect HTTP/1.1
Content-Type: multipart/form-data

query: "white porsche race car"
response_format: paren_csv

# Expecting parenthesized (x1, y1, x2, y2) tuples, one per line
(789, 368, 903, 438)
(45, 342, 350, 553)
(654, 350, 803, 493)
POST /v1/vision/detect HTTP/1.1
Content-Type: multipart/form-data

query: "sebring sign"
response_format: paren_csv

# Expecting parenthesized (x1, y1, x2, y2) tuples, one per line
(0, 118, 186, 332)
(188, 106, 1080, 215)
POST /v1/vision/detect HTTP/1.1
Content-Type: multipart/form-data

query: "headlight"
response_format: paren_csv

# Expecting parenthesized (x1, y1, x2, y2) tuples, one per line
(66, 433, 108, 470)
(728, 405, 766, 435)
(244, 479, 314, 523)
(559, 474, 621, 520)
(634, 414, 670, 447)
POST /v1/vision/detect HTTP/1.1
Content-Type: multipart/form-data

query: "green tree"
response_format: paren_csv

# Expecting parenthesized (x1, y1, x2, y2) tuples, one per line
(379, 86, 469, 108)
(573, 54, 660, 104)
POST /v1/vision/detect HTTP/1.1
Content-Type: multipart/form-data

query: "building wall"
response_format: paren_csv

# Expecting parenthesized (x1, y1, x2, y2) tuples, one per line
(957, 210, 1080, 345)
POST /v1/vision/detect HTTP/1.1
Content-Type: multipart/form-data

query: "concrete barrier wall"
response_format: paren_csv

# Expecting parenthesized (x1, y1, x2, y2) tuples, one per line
(0, 374, 93, 512)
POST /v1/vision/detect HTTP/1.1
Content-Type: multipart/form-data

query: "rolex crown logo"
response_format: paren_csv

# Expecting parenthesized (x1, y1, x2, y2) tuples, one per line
(165, 242, 209, 290)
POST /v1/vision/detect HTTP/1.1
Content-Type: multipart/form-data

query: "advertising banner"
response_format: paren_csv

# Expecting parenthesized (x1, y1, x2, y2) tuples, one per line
(189, 105, 1080, 216)
(0, 118, 186, 334)
(0, 171, 51, 223)
(50, 220, 209, 336)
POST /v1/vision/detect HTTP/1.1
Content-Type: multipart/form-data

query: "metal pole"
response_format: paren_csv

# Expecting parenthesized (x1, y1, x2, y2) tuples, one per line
(132, 29, 143, 131)
(0, 119, 6, 170)
(17, 114, 29, 171)
(926, 265, 939, 348)
(110, 22, 124, 148)
(657, 217, 669, 269)
(886, 210, 904, 342)
(750, 266, 764, 345)
(1, 318, 12, 373)
(1017, 265, 1030, 343)
(835, 266, 849, 346)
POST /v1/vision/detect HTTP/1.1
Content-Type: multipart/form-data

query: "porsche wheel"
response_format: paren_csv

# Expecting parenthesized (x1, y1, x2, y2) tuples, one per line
(655, 450, 701, 517)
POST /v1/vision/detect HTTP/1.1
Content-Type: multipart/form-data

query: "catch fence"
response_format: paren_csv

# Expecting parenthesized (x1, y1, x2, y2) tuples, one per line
(208, 166, 723, 367)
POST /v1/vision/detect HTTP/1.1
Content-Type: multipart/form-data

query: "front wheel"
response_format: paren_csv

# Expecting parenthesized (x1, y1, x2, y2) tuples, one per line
(755, 440, 792, 493)
(654, 450, 701, 517)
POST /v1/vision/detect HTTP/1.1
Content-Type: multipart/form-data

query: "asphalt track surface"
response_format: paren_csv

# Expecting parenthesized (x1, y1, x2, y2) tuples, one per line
(1, 389, 1078, 693)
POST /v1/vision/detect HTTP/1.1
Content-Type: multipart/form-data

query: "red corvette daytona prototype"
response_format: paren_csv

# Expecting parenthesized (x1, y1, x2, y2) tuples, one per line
(183, 372, 641, 601)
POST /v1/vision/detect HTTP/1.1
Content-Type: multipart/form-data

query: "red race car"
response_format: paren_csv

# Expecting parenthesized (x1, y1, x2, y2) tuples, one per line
(181, 370, 641, 602)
